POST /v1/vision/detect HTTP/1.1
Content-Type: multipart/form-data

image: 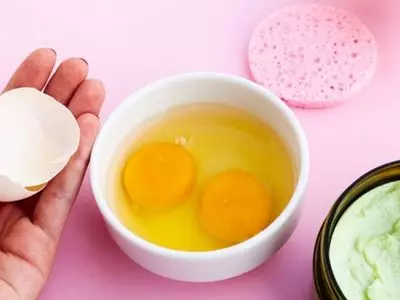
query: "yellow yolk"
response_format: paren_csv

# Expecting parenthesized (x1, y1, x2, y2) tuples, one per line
(25, 183, 46, 192)
(123, 142, 196, 210)
(199, 170, 272, 244)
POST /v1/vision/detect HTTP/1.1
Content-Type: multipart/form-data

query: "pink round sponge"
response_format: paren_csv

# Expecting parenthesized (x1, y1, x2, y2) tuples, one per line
(248, 4, 377, 108)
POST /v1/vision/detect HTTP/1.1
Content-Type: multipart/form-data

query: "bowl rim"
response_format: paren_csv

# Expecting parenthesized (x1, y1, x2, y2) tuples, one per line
(90, 71, 310, 260)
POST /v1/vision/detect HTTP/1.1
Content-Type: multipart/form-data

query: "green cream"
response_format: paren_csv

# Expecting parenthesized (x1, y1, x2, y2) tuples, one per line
(330, 181, 400, 300)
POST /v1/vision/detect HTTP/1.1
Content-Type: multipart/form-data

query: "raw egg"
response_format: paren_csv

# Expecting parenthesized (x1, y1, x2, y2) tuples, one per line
(0, 87, 80, 202)
(123, 142, 196, 210)
(199, 170, 272, 244)
(110, 103, 295, 251)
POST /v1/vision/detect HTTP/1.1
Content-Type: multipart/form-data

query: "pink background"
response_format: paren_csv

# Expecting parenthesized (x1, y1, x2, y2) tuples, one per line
(0, 0, 399, 299)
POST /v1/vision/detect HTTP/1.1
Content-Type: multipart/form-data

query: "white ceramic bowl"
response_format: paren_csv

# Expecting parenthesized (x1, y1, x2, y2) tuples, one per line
(90, 72, 309, 283)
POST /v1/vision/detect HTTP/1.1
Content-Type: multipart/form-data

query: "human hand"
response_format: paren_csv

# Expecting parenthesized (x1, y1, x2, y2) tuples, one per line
(0, 49, 105, 300)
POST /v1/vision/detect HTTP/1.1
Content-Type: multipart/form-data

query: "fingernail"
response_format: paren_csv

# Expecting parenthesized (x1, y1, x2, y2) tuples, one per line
(80, 58, 88, 65)
(49, 48, 57, 55)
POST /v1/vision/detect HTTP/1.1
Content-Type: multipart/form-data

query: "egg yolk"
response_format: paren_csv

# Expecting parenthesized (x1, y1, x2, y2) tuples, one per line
(199, 170, 272, 244)
(25, 183, 46, 192)
(123, 142, 196, 210)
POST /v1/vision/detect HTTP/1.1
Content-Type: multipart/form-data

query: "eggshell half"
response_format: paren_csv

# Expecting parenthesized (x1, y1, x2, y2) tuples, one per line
(0, 87, 80, 202)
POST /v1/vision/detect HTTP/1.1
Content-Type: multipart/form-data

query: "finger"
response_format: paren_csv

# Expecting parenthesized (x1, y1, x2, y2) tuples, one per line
(32, 113, 99, 242)
(44, 58, 88, 105)
(68, 79, 105, 118)
(16, 194, 40, 218)
(3, 48, 56, 92)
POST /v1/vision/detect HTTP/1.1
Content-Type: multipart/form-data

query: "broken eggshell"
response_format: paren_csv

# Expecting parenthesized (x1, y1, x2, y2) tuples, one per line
(0, 87, 80, 202)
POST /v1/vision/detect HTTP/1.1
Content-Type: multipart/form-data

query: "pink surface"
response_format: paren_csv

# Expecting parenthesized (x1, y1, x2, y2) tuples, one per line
(248, 4, 377, 108)
(0, 0, 399, 299)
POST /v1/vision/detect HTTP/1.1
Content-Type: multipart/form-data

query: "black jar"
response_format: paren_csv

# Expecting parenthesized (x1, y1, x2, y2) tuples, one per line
(313, 160, 400, 299)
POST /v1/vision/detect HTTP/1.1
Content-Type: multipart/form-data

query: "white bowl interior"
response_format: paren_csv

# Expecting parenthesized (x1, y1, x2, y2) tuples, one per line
(92, 73, 307, 255)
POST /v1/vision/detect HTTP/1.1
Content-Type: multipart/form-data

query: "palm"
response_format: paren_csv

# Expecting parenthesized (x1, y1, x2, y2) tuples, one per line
(0, 200, 50, 300)
(0, 49, 105, 300)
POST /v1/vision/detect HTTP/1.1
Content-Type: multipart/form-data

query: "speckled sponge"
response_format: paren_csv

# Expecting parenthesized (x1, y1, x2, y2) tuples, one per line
(248, 4, 377, 108)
